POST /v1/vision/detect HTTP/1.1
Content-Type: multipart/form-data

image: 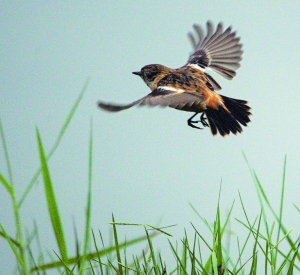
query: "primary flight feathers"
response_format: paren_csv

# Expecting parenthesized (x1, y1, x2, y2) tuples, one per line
(98, 21, 251, 137)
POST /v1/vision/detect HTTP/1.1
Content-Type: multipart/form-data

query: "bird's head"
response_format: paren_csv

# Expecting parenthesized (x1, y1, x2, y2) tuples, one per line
(133, 64, 168, 90)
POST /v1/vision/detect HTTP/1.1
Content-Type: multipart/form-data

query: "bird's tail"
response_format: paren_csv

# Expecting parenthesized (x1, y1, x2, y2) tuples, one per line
(204, 95, 251, 136)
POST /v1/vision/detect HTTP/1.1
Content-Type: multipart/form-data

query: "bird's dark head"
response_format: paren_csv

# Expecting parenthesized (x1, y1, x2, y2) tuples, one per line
(132, 64, 168, 90)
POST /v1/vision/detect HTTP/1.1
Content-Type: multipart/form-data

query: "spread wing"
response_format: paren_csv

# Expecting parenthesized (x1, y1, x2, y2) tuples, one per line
(98, 88, 205, 112)
(187, 21, 243, 87)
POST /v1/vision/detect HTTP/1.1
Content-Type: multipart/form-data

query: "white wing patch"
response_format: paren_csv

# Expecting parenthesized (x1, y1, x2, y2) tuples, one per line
(159, 86, 186, 93)
(188, 64, 206, 72)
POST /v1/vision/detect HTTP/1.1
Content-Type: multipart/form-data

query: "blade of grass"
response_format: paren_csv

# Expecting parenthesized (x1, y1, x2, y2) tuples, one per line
(0, 173, 13, 195)
(73, 220, 81, 272)
(220, 200, 235, 237)
(109, 222, 175, 235)
(0, 224, 26, 273)
(168, 240, 189, 275)
(211, 251, 218, 275)
(287, 241, 300, 275)
(111, 214, 123, 275)
(275, 245, 296, 275)
(0, 229, 20, 247)
(249, 211, 262, 274)
(79, 119, 94, 275)
(144, 226, 159, 275)
(189, 202, 213, 234)
(274, 155, 287, 269)
(181, 235, 188, 271)
(146, 225, 174, 237)
(190, 223, 212, 252)
(244, 154, 298, 259)
(0, 119, 27, 272)
(216, 207, 223, 269)
(91, 229, 104, 275)
(36, 128, 68, 266)
(293, 203, 300, 214)
(254, 168, 299, 262)
(89, 231, 157, 268)
(19, 78, 90, 207)
(0, 117, 13, 184)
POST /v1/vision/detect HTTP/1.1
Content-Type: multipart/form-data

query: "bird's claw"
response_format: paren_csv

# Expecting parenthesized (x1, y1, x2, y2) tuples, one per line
(187, 113, 209, 130)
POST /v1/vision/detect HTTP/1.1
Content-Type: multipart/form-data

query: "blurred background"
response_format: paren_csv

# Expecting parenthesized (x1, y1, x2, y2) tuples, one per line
(1, 1, 300, 273)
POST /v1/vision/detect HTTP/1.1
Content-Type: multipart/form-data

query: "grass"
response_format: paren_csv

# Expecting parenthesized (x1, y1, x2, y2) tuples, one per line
(1, 82, 300, 274)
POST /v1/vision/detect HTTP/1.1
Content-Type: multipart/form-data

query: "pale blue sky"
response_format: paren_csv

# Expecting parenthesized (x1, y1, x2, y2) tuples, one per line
(1, 1, 300, 273)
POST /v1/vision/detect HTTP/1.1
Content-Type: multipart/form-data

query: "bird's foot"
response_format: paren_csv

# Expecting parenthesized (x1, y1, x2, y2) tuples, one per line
(187, 113, 209, 129)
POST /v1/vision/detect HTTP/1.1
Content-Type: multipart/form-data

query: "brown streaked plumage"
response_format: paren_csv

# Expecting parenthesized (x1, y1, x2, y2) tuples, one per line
(98, 21, 251, 136)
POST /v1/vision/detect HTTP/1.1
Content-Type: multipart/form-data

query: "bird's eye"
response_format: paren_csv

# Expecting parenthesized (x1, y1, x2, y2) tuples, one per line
(144, 71, 158, 81)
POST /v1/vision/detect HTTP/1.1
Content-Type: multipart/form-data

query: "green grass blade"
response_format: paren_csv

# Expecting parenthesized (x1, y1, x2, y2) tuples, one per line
(181, 235, 188, 271)
(144, 226, 159, 275)
(189, 202, 213, 234)
(220, 200, 235, 237)
(81, 119, 94, 273)
(275, 246, 295, 275)
(0, 117, 14, 184)
(0, 173, 13, 195)
(190, 223, 212, 252)
(36, 128, 68, 264)
(146, 224, 174, 237)
(249, 211, 262, 274)
(293, 203, 300, 214)
(253, 166, 299, 262)
(287, 241, 300, 275)
(91, 229, 104, 275)
(0, 230, 20, 247)
(168, 240, 189, 275)
(18, 78, 90, 207)
(30, 231, 156, 272)
(211, 251, 218, 275)
(0, 121, 27, 271)
(216, 207, 223, 268)
(111, 214, 123, 275)
(274, 155, 287, 266)
(0, 224, 27, 273)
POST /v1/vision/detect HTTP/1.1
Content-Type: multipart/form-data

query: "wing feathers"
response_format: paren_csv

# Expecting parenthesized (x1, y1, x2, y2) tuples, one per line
(98, 88, 205, 113)
(187, 21, 243, 81)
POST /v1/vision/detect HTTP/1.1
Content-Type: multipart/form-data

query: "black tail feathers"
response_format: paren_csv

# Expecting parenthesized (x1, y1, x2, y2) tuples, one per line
(205, 95, 251, 136)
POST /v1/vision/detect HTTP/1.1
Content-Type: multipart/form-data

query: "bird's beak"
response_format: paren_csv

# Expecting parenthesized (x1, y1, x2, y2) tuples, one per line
(132, 71, 142, 76)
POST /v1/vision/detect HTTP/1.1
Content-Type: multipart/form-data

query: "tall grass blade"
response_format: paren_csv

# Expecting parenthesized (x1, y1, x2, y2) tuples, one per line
(0, 117, 13, 184)
(91, 229, 104, 275)
(112, 214, 123, 275)
(216, 208, 223, 269)
(144, 226, 159, 275)
(211, 251, 218, 275)
(168, 240, 189, 275)
(36, 128, 68, 265)
(0, 224, 26, 272)
(249, 211, 262, 274)
(79, 119, 94, 275)
(287, 241, 300, 275)
(0, 120, 27, 272)
(274, 155, 287, 267)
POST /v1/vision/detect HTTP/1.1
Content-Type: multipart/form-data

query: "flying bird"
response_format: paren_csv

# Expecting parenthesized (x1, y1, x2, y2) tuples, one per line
(98, 21, 251, 136)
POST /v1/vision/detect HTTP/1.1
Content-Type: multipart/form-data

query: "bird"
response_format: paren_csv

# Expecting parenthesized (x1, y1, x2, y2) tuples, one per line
(98, 21, 251, 136)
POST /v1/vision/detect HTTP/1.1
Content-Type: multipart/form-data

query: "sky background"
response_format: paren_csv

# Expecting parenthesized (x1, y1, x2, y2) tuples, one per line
(1, 1, 300, 274)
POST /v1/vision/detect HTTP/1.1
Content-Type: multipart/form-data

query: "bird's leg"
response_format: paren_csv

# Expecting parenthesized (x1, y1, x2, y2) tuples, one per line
(188, 112, 203, 129)
(187, 112, 209, 130)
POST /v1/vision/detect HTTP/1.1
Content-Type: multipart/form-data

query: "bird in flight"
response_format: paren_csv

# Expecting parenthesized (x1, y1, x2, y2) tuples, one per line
(98, 21, 251, 136)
